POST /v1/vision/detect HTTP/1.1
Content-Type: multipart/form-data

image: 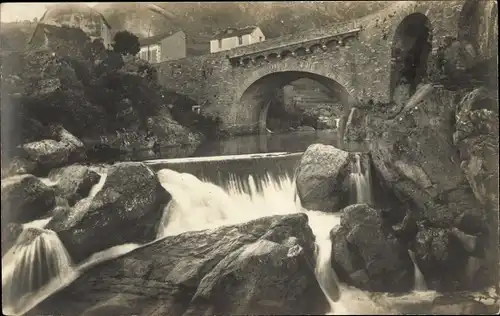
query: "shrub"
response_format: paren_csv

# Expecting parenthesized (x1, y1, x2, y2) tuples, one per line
(112, 31, 140, 56)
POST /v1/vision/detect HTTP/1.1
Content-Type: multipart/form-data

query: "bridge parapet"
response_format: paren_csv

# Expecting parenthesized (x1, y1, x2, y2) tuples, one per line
(228, 29, 362, 67)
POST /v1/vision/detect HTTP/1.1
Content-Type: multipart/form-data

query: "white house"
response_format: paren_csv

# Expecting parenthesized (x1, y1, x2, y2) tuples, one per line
(210, 26, 265, 53)
(138, 30, 187, 63)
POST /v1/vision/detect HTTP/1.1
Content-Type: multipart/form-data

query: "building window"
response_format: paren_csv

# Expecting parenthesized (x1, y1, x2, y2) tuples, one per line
(238, 36, 243, 45)
(192, 105, 201, 114)
(151, 49, 157, 63)
(218, 39, 222, 48)
(259, 36, 263, 41)
(141, 50, 148, 60)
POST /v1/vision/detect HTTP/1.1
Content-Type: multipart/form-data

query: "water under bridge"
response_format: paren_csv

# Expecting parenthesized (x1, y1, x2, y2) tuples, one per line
(155, 0, 497, 135)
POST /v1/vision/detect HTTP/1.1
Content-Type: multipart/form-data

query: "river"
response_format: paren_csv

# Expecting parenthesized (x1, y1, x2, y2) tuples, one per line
(121, 130, 373, 161)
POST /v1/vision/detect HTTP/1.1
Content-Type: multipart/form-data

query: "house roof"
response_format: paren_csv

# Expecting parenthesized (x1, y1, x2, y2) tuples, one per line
(139, 30, 183, 46)
(28, 23, 89, 45)
(210, 26, 259, 40)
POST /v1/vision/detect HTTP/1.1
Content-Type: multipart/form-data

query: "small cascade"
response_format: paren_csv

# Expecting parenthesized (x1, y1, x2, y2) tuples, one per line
(349, 153, 373, 205)
(157, 168, 351, 314)
(408, 249, 427, 291)
(2, 228, 74, 313)
(308, 211, 342, 310)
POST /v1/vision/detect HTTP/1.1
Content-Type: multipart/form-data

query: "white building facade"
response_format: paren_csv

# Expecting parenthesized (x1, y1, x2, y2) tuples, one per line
(210, 26, 265, 53)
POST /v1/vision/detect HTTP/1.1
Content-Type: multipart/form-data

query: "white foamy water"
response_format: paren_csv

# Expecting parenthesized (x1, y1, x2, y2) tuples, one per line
(409, 249, 428, 292)
(350, 153, 373, 205)
(2, 228, 74, 313)
(157, 168, 387, 314)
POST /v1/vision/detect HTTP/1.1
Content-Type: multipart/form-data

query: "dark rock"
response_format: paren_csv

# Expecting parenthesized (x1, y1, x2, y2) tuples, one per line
(48, 165, 101, 206)
(1, 222, 23, 256)
(330, 204, 414, 292)
(453, 87, 498, 208)
(46, 162, 171, 263)
(28, 214, 330, 316)
(370, 85, 495, 291)
(296, 144, 368, 212)
(413, 227, 476, 292)
(370, 86, 486, 225)
(1, 174, 56, 226)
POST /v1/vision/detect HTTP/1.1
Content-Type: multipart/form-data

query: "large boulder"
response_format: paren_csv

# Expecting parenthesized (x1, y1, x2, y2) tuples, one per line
(453, 87, 499, 208)
(20, 125, 87, 173)
(46, 162, 171, 263)
(295, 144, 370, 212)
(370, 85, 492, 291)
(28, 214, 330, 316)
(330, 204, 414, 292)
(48, 165, 101, 206)
(1, 174, 56, 226)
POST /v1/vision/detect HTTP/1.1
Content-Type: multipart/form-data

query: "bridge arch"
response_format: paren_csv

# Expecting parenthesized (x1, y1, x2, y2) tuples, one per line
(236, 68, 355, 134)
(390, 12, 433, 101)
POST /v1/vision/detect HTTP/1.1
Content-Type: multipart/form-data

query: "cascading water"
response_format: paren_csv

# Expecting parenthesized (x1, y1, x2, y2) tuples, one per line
(1, 228, 73, 312)
(408, 250, 427, 291)
(1, 169, 130, 316)
(157, 168, 358, 314)
(350, 153, 373, 205)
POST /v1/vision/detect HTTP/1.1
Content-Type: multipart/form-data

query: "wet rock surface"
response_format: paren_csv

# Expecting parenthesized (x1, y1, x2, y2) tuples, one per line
(48, 164, 101, 206)
(330, 204, 414, 292)
(28, 214, 330, 316)
(46, 162, 171, 263)
(369, 85, 496, 292)
(1, 174, 56, 226)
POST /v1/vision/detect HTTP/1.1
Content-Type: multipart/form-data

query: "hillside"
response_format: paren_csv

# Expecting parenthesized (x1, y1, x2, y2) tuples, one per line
(0, 2, 391, 55)
(95, 2, 392, 55)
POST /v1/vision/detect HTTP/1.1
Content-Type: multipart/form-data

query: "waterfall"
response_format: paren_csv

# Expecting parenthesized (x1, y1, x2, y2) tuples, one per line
(157, 168, 349, 313)
(1, 168, 116, 316)
(350, 153, 373, 205)
(2, 228, 74, 313)
(408, 250, 427, 291)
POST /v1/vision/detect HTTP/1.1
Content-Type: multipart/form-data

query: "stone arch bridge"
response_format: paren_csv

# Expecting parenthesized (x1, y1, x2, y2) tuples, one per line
(155, 0, 497, 135)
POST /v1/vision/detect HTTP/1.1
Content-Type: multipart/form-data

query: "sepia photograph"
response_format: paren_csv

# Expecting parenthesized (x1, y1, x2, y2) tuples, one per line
(1, 1, 498, 315)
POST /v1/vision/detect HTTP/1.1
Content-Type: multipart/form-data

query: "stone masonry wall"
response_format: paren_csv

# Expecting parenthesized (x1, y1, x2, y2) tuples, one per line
(155, 0, 489, 134)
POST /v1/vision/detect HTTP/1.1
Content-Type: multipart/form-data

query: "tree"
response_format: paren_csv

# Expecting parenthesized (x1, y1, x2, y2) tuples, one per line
(112, 31, 140, 56)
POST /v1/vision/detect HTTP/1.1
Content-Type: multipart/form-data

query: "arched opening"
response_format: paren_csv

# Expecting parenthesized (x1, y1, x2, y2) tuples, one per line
(254, 55, 266, 65)
(281, 50, 293, 59)
(238, 71, 353, 134)
(294, 47, 307, 57)
(390, 13, 432, 101)
(242, 57, 252, 67)
(267, 53, 279, 62)
(325, 39, 338, 50)
(309, 44, 322, 54)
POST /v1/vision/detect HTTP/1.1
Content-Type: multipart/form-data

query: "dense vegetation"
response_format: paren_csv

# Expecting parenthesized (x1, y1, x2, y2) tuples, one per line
(0, 28, 219, 164)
